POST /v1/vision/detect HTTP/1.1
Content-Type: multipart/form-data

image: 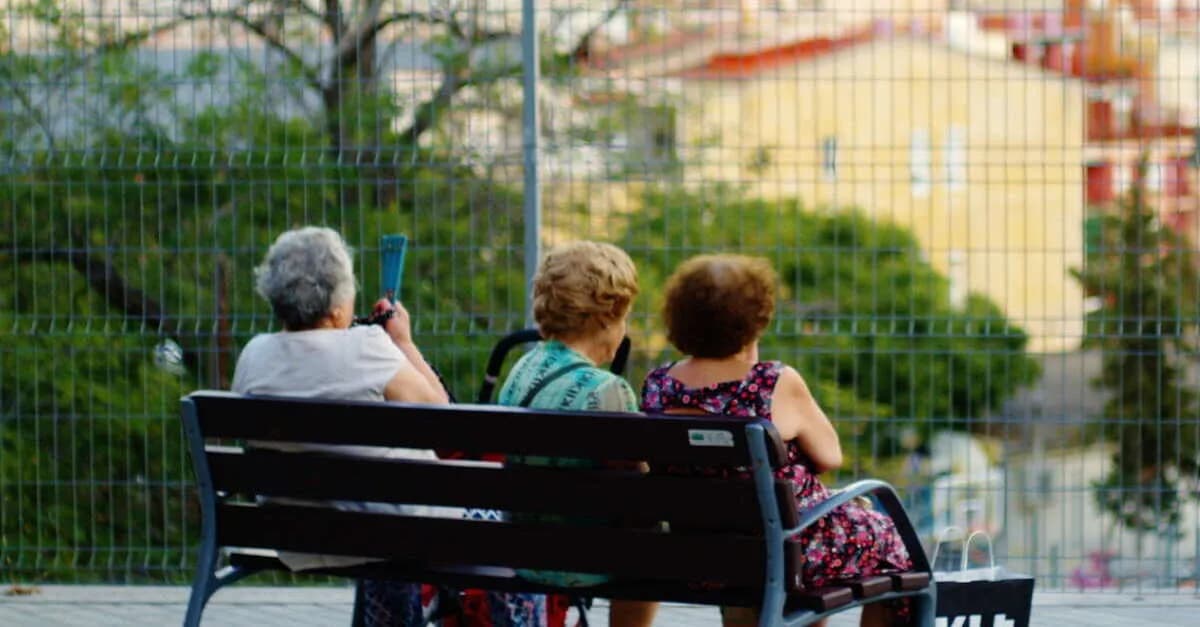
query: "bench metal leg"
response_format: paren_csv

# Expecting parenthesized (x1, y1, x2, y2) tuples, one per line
(183, 580, 210, 627)
(758, 590, 786, 627)
(183, 538, 260, 626)
(910, 588, 936, 627)
(182, 401, 269, 625)
(184, 537, 218, 627)
(351, 581, 365, 627)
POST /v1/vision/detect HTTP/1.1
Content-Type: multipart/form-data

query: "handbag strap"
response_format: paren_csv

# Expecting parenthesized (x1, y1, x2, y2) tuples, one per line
(518, 361, 588, 408)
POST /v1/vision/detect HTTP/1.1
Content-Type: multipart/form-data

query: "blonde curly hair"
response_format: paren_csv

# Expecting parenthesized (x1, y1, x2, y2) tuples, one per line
(532, 241, 639, 340)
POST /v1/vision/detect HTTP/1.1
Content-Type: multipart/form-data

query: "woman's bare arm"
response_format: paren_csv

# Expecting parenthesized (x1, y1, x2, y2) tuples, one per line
(770, 366, 843, 472)
(379, 298, 449, 404)
(383, 364, 448, 404)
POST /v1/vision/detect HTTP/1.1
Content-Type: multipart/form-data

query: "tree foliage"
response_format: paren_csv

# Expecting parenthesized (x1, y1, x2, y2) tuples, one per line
(2, 1, 542, 580)
(1072, 161, 1200, 536)
(618, 187, 1041, 450)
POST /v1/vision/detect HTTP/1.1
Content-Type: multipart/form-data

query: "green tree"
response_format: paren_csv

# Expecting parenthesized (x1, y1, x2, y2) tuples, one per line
(2, 0, 586, 579)
(7, 0, 626, 159)
(619, 187, 1041, 453)
(1, 0, 630, 390)
(0, 112, 529, 582)
(1072, 160, 1200, 536)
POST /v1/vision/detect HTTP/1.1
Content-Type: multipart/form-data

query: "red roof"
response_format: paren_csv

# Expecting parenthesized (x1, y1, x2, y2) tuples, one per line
(672, 26, 879, 80)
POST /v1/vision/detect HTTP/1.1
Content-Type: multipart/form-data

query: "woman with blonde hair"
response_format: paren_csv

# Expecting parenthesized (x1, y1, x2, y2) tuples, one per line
(641, 254, 911, 627)
(488, 240, 657, 627)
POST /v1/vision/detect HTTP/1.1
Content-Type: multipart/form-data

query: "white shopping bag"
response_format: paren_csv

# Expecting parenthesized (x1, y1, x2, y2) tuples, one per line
(932, 527, 1034, 627)
(932, 528, 1001, 582)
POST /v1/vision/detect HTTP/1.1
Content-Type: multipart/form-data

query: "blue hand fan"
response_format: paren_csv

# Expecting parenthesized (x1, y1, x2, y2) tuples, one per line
(380, 234, 407, 304)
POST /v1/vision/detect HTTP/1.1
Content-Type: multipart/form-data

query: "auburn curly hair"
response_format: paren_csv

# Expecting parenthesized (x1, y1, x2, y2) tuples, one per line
(662, 254, 776, 358)
(532, 241, 639, 340)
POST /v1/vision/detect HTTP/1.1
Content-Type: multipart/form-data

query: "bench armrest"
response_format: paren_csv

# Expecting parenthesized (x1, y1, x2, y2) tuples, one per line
(788, 479, 931, 572)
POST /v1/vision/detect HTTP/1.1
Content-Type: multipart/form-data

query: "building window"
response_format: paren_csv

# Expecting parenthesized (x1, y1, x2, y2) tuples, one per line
(1165, 156, 1191, 197)
(944, 125, 967, 191)
(1115, 164, 1132, 194)
(911, 128, 932, 197)
(1086, 162, 1115, 204)
(1145, 162, 1164, 192)
(821, 136, 838, 181)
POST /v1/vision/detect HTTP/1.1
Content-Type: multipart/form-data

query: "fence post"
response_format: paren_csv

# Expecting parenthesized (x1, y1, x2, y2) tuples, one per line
(521, 0, 541, 327)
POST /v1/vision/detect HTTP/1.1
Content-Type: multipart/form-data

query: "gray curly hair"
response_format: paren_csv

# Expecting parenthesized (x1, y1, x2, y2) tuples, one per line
(254, 226, 357, 330)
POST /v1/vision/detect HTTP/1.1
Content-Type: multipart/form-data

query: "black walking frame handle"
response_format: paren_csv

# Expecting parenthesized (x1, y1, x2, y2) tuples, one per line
(476, 329, 631, 404)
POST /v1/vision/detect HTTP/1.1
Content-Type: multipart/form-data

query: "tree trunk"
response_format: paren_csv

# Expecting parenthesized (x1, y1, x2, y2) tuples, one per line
(32, 245, 207, 381)
(212, 254, 233, 389)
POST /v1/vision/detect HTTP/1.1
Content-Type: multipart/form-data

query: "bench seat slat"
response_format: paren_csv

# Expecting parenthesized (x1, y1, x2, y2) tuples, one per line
(189, 391, 787, 467)
(849, 576, 894, 598)
(207, 450, 775, 533)
(217, 503, 766, 585)
(228, 552, 767, 608)
(787, 587, 855, 612)
(891, 571, 931, 591)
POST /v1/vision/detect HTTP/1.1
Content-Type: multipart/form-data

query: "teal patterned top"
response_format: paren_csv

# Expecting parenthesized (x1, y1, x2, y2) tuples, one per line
(497, 339, 638, 587)
(498, 339, 638, 415)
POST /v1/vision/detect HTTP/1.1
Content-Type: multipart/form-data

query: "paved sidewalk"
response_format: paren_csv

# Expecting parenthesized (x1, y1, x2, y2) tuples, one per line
(2, 585, 1199, 626)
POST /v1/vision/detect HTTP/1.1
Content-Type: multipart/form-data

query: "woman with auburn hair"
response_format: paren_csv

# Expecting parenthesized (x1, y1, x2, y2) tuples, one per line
(641, 254, 911, 627)
(486, 240, 657, 627)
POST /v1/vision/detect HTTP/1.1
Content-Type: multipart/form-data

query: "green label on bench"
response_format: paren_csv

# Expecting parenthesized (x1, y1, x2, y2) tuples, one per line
(687, 429, 735, 447)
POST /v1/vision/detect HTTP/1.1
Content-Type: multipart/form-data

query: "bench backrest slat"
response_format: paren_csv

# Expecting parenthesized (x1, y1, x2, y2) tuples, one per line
(216, 503, 766, 585)
(208, 449, 797, 533)
(188, 391, 787, 467)
(183, 391, 798, 593)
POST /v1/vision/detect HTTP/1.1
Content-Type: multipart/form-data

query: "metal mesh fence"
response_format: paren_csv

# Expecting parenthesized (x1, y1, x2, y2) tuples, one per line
(3, 0, 1200, 593)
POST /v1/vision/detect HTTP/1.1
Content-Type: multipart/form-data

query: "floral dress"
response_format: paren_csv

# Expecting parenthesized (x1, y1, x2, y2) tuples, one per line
(640, 361, 911, 589)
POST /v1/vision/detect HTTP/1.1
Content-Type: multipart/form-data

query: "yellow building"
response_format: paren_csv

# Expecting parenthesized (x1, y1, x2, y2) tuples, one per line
(660, 35, 1087, 352)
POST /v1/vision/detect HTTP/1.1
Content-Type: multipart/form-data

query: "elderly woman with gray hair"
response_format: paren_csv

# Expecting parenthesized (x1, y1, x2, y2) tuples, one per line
(232, 226, 448, 626)
(233, 226, 446, 406)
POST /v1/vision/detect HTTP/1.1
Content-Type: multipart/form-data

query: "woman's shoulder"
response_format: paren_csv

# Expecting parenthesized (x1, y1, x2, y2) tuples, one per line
(761, 363, 813, 400)
(330, 324, 396, 347)
(238, 332, 272, 352)
(588, 370, 638, 413)
(638, 362, 679, 410)
(344, 323, 388, 341)
(504, 341, 558, 377)
(496, 343, 554, 404)
(348, 325, 407, 363)
(642, 362, 676, 383)
(589, 367, 632, 389)
(235, 331, 289, 363)
(751, 360, 788, 381)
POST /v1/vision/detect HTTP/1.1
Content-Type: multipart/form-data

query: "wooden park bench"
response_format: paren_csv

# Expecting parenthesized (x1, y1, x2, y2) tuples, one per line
(181, 391, 935, 627)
